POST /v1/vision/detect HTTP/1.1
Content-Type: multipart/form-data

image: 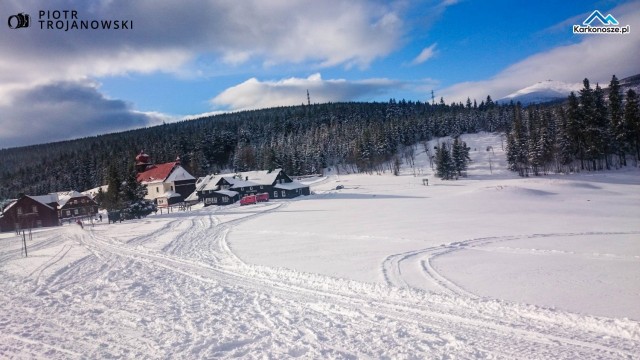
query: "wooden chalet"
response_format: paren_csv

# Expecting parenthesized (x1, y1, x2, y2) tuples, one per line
(194, 169, 310, 206)
(0, 195, 59, 233)
(56, 190, 99, 220)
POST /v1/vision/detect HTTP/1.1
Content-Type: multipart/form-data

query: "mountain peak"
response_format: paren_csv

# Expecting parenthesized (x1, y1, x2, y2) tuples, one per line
(498, 80, 582, 105)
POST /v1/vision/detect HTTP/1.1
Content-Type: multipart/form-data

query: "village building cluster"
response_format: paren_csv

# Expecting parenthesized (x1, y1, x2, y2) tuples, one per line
(0, 151, 310, 233)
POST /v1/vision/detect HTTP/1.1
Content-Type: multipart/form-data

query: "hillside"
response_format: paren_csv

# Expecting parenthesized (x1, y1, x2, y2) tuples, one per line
(1, 132, 638, 358)
(0, 101, 514, 199)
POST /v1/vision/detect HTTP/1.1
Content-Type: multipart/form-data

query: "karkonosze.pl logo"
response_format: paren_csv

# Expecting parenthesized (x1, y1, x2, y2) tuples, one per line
(7, 10, 132, 31)
(8, 13, 30, 29)
(573, 10, 630, 34)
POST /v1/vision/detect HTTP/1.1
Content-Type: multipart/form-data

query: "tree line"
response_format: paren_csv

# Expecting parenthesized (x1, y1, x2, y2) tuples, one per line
(506, 75, 640, 176)
(0, 99, 514, 199)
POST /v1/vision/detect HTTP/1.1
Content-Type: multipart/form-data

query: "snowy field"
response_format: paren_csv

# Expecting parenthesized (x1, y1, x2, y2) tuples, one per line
(1, 132, 639, 359)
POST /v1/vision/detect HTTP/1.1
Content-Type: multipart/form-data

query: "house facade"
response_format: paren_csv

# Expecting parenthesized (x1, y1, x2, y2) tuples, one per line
(0, 195, 59, 232)
(195, 168, 310, 206)
(135, 151, 197, 204)
(56, 191, 99, 220)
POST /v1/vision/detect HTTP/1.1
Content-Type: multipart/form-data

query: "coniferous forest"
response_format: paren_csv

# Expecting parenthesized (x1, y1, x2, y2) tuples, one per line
(506, 76, 640, 176)
(0, 98, 511, 199)
(1, 74, 639, 201)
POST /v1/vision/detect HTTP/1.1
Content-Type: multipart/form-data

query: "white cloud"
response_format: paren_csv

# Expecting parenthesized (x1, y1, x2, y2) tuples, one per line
(411, 43, 438, 65)
(211, 73, 403, 111)
(440, 1, 640, 103)
(0, 81, 158, 148)
(0, 0, 414, 147)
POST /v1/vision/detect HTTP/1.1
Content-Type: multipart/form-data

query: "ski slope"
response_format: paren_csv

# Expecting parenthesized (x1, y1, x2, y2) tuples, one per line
(1, 133, 639, 359)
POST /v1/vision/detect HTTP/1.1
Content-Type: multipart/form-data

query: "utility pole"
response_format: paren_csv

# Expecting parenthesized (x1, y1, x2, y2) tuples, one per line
(307, 89, 311, 106)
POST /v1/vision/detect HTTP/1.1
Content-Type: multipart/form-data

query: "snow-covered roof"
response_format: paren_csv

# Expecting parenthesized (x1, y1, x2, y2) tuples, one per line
(161, 190, 182, 198)
(239, 169, 282, 186)
(82, 185, 108, 198)
(226, 179, 256, 188)
(1, 200, 18, 213)
(195, 175, 217, 191)
(197, 169, 287, 192)
(185, 191, 199, 202)
(137, 162, 177, 183)
(274, 181, 308, 190)
(56, 190, 86, 207)
(215, 189, 239, 197)
(31, 193, 59, 205)
(202, 175, 225, 191)
(165, 165, 196, 182)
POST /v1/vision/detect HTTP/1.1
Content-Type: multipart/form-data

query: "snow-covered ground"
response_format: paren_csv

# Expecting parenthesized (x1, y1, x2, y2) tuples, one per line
(1, 132, 639, 359)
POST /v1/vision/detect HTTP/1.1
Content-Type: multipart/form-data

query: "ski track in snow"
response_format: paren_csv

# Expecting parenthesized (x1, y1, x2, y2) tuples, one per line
(1, 201, 639, 358)
(382, 231, 640, 298)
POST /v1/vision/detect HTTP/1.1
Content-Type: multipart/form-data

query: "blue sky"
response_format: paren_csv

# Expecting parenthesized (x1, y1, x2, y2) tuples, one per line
(1, 0, 638, 148)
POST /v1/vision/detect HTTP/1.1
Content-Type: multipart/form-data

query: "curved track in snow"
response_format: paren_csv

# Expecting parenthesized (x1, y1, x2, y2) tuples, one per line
(0, 203, 639, 359)
(382, 231, 640, 299)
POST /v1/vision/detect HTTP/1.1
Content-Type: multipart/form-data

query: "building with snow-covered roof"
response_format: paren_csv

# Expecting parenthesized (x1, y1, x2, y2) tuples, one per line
(56, 191, 98, 220)
(196, 168, 309, 206)
(0, 195, 59, 232)
(134, 151, 197, 203)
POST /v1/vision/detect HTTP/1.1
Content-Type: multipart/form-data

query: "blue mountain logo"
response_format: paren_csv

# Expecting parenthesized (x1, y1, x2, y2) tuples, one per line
(583, 10, 619, 26)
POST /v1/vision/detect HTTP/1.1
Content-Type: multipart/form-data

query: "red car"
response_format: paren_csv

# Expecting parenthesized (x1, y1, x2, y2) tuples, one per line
(256, 193, 269, 202)
(240, 195, 257, 206)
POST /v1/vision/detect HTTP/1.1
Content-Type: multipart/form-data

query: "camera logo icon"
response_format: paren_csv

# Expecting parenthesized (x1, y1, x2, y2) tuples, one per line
(8, 13, 30, 29)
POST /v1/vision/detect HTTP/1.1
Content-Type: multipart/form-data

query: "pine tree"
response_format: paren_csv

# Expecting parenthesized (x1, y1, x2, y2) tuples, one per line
(104, 164, 121, 210)
(451, 137, 470, 177)
(555, 107, 574, 172)
(120, 166, 156, 219)
(435, 142, 454, 180)
(506, 133, 518, 171)
(608, 75, 626, 166)
(624, 89, 640, 161)
(566, 91, 583, 170)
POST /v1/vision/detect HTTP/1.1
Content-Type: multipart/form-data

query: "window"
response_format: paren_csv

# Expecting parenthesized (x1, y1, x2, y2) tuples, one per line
(213, 197, 218, 203)
(66, 210, 71, 216)
(17, 207, 23, 215)
(223, 196, 229, 203)
(273, 191, 278, 198)
(282, 191, 286, 197)
(171, 186, 174, 191)
(74, 209, 79, 215)
(36, 220, 42, 228)
(32, 205, 38, 213)
(156, 187, 160, 193)
(250, 186, 253, 190)
(260, 186, 264, 189)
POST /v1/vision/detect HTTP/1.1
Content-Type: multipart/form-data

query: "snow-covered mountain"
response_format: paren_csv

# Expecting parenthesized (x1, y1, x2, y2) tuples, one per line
(498, 74, 640, 106)
(498, 80, 582, 105)
(618, 73, 640, 95)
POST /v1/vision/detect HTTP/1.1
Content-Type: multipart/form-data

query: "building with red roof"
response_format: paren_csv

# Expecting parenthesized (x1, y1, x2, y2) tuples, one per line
(134, 151, 196, 207)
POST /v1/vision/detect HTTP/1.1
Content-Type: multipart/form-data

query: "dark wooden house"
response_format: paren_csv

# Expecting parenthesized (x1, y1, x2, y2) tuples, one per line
(195, 169, 310, 205)
(0, 195, 59, 233)
(56, 191, 99, 220)
(202, 190, 240, 207)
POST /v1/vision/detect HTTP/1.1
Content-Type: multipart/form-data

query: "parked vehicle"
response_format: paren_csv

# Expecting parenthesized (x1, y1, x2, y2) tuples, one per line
(240, 195, 257, 206)
(256, 193, 269, 202)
